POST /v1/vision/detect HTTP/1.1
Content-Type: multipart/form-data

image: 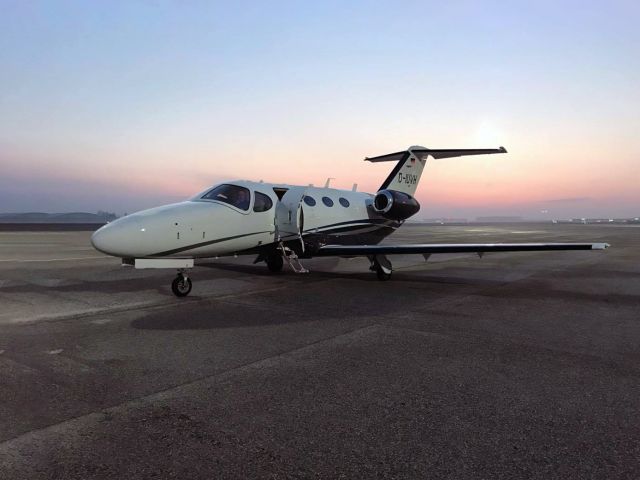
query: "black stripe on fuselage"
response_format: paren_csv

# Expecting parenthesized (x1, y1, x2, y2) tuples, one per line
(148, 219, 399, 258)
(306, 223, 396, 236)
(149, 231, 271, 257)
(302, 218, 397, 233)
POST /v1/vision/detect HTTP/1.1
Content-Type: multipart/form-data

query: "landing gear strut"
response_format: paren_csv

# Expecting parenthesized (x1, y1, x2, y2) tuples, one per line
(171, 271, 192, 297)
(370, 254, 392, 281)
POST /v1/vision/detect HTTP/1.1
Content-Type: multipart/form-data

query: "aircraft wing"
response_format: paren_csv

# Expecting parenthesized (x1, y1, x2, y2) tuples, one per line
(317, 242, 609, 256)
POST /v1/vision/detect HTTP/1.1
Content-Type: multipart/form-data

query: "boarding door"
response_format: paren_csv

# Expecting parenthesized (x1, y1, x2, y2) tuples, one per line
(275, 187, 307, 252)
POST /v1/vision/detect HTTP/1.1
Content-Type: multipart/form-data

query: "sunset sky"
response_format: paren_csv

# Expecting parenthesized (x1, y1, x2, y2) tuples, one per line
(1, 1, 638, 219)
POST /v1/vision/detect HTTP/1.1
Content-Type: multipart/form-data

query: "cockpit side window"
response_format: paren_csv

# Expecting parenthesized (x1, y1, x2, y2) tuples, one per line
(253, 192, 273, 212)
(201, 184, 251, 211)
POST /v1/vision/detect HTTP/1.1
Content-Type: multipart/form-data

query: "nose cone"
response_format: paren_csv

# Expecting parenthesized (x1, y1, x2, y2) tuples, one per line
(91, 201, 201, 258)
(91, 202, 220, 258)
(91, 209, 156, 257)
(91, 221, 136, 258)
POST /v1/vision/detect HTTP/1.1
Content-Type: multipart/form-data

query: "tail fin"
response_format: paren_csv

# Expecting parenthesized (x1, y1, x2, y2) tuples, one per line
(365, 145, 507, 196)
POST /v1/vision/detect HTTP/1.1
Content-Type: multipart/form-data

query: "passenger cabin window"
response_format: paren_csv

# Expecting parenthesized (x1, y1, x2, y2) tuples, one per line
(201, 184, 251, 211)
(339, 197, 350, 207)
(303, 196, 316, 207)
(253, 192, 273, 212)
(322, 196, 334, 207)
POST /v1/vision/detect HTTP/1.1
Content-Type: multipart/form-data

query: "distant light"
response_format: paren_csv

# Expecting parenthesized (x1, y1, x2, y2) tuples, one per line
(140, 228, 146, 232)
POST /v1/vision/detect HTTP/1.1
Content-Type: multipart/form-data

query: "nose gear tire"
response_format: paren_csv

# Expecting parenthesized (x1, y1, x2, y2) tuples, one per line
(172, 275, 192, 297)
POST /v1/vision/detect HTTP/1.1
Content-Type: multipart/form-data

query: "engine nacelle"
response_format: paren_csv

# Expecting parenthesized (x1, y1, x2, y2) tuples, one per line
(372, 189, 420, 220)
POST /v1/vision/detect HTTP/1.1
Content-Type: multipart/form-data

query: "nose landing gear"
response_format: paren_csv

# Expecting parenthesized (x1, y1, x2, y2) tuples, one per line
(171, 271, 192, 297)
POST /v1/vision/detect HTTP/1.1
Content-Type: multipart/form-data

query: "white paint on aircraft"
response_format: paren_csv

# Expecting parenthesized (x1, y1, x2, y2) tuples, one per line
(89, 144, 608, 296)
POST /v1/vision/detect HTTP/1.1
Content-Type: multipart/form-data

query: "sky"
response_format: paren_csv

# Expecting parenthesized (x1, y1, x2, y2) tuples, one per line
(1, 0, 638, 219)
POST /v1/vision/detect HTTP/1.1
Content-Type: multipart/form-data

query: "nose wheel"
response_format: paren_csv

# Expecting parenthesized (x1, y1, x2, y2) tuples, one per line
(171, 272, 192, 297)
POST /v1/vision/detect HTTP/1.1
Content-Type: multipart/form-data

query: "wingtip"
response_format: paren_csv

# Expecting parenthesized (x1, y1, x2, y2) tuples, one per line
(592, 243, 610, 250)
(499, 146, 508, 153)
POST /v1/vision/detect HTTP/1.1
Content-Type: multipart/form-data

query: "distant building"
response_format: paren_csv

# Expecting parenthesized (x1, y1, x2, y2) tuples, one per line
(553, 217, 639, 225)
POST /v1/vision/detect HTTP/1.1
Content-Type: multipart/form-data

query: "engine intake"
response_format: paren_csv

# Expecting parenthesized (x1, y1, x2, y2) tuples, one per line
(372, 190, 420, 220)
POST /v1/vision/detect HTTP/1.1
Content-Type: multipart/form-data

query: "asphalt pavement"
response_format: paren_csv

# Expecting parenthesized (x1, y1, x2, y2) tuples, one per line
(0, 223, 638, 479)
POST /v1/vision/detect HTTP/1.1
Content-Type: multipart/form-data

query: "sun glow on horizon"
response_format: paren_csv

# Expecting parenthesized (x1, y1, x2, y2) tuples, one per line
(0, 2, 638, 217)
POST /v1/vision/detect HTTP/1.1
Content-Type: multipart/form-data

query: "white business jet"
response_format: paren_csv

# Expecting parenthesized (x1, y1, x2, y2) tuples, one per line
(91, 146, 608, 297)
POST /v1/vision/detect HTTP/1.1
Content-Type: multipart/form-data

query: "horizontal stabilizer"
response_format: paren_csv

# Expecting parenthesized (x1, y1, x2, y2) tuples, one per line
(365, 146, 507, 162)
(317, 242, 609, 256)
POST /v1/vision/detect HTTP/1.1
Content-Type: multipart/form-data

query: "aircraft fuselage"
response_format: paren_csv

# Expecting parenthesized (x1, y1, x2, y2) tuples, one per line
(91, 180, 401, 260)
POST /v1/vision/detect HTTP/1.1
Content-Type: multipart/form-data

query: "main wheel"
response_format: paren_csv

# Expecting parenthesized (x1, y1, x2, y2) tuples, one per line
(171, 275, 192, 297)
(266, 254, 284, 273)
(375, 264, 392, 281)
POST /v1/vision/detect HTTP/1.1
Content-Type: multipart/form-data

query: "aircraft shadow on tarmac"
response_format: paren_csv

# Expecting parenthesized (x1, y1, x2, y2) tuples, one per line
(197, 261, 508, 287)
(131, 267, 505, 332)
(129, 301, 310, 330)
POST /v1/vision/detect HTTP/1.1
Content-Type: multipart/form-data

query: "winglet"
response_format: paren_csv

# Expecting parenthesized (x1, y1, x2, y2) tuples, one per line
(592, 243, 610, 250)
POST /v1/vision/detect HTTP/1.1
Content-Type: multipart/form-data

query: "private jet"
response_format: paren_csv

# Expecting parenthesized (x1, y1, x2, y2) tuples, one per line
(91, 146, 608, 296)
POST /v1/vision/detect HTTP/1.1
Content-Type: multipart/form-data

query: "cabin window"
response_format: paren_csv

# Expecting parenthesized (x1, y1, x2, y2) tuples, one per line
(253, 192, 273, 212)
(201, 184, 251, 211)
(322, 196, 334, 207)
(303, 196, 316, 207)
(339, 197, 350, 207)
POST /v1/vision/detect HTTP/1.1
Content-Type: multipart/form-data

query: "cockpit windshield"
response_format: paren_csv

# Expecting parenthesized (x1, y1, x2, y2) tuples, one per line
(200, 184, 251, 211)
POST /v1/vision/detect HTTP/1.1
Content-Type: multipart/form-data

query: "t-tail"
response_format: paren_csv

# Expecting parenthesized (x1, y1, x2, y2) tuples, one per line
(365, 145, 507, 220)
(366, 145, 507, 196)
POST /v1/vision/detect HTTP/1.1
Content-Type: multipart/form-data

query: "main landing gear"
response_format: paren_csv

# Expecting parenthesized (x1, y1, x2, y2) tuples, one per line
(369, 254, 392, 281)
(265, 250, 392, 280)
(265, 244, 308, 274)
(266, 253, 284, 272)
(171, 270, 192, 297)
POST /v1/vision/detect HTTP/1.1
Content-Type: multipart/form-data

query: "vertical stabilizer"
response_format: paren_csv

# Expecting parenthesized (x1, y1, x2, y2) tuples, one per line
(380, 146, 427, 196)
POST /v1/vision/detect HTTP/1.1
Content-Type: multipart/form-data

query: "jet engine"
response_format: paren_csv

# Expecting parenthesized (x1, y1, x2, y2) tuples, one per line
(372, 189, 420, 220)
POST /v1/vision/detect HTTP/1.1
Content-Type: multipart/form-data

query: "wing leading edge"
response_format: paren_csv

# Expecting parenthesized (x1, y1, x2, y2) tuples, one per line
(317, 243, 609, 256)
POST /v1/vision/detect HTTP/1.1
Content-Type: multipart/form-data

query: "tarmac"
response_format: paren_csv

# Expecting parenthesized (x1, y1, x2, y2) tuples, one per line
(0, 223, 638, 479)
